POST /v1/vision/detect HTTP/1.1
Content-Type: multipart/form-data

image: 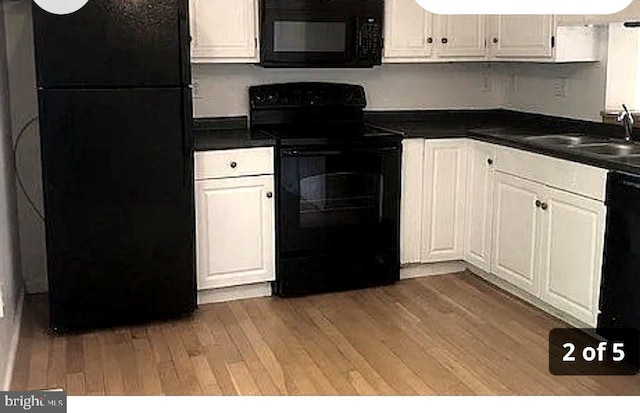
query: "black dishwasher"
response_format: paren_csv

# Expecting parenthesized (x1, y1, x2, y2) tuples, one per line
(598, 171, 640, 334)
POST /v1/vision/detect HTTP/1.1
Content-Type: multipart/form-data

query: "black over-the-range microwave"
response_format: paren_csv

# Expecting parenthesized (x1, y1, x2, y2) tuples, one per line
(259, 0, 384, 68)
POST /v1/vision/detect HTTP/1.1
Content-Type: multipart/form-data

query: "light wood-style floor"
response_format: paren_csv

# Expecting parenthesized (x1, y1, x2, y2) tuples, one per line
(10, 271, 640, 395)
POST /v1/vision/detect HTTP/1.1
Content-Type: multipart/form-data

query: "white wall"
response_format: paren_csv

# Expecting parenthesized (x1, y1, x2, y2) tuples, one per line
(192, 63, 503, 117)
(498, 61, 608, 122)
(4, 1, 45, 294)
(0, 0, 24, 391)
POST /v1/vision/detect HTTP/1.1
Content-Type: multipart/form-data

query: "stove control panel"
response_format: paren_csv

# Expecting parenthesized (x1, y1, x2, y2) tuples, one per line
(249, 82, 366, 109)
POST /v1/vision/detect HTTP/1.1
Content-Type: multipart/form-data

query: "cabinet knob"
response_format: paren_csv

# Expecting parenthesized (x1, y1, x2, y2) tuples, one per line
(492, 37, 499, 44)
(541, 202, 548, 211)
(266, 192, 273, 199)
(441, 37, 448, 44)
(230, 161, 238, 168)
(535, 200, 541, 208)
(427, 37, 433, 44)
(487, 158, 494, 165)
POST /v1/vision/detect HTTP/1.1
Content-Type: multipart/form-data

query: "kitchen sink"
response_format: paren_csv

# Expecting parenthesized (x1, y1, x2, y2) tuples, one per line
(574, 142, 640, 156)
(523, 135, 610, 146)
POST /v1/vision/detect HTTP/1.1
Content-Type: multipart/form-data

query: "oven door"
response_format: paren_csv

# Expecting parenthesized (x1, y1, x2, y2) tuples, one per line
(260, 0, 380, 67)
(278, 144, 401, 257)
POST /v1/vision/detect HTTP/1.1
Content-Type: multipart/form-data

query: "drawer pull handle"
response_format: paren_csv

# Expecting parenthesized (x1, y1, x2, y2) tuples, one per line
(487, 158, 494, 165)
(535, 200, 541, 208)
(266, 192, 273, 199)
(230, 161, 238, 168)
(541, 202, 548, 211)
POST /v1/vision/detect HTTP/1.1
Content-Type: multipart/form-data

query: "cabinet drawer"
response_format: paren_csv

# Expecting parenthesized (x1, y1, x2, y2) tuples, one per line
(195, 147, 274, 180)
(495, 146, 607, 201)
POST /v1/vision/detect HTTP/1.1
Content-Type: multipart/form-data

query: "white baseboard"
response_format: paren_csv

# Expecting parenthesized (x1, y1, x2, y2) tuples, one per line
(198, 282, 272, 306)
(465, 263, 590, 329)
(2, 290, 24, 391)
(400, 261, 467, 280)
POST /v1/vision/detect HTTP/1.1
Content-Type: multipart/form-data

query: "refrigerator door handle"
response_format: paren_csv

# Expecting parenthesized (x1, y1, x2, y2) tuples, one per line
(182, 87, 194, 186)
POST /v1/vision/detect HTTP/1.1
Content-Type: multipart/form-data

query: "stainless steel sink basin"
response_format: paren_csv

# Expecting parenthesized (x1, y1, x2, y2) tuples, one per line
(524, 135, 610, 146)
(574, 142, 640, 156)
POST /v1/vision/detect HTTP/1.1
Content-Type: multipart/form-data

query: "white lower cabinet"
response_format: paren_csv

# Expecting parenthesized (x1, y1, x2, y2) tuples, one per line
(194, 148, 275, 292)
(400, 139, 425, 265)
(421, 140, 467, 262)
(491, 172, 544, 296)
(539, 187, 605, 326)
(401, 138, 607, 327)
(463, 141, 496, 272)
(490, 169, 606, 326)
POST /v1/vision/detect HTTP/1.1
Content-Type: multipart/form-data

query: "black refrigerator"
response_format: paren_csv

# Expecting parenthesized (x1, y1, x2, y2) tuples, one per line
(32, 0, 196, 331)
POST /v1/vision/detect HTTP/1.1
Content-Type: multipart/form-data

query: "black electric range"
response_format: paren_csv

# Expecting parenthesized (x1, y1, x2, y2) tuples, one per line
(249, 82, 403, 297)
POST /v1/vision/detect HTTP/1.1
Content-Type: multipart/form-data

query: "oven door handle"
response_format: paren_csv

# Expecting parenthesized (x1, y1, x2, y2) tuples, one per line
(281, 147, 399, 157)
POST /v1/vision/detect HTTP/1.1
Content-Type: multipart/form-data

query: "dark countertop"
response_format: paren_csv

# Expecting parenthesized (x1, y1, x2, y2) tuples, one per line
(194, 110, 640, 176)
(364, 110, 640, 176)
(193, 117, 275, 151)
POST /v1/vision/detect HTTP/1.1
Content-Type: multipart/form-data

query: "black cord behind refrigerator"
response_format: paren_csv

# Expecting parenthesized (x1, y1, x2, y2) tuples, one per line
(11, 116, 44, 221)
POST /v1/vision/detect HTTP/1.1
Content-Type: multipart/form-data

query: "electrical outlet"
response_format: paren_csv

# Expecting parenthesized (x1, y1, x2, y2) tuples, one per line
(481, 72, 492, 93)
(554, 77, 568, 98)
(192, 80, 202, 100)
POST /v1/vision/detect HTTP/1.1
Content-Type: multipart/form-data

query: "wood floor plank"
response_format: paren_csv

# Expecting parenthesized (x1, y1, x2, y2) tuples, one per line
(82, 333, 105, 395)
(45, 336, 66, 390)
(189, 355, 223, 395)
(10, 273, 640, 396)
(132, 338, 164, 395)
(217, 302, 282, 395)
(245, 299, 336, 395)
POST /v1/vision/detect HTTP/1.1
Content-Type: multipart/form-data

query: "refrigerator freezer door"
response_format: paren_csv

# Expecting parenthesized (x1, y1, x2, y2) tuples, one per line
(32, 0, 190, 87)
(39, 88, 196, 330)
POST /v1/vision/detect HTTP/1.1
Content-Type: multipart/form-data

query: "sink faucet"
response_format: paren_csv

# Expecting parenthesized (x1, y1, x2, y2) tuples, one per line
(618, 104, 635, 141)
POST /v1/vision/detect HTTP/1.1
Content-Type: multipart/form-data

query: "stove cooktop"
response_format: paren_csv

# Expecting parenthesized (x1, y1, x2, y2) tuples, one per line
(253, 123, 405, 146)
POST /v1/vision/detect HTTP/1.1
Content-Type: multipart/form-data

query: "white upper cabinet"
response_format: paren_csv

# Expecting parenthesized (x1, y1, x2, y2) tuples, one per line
(421, 140, 467, 262)
(384, 0, 434, 61)
(488, 15, 554, 59)
(190, 0, 259, 63)
(384, 3, 601, 63)
(435, 15, 487, 58)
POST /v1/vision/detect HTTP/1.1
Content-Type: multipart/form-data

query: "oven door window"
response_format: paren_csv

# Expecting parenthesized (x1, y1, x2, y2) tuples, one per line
(279, 147, 400, 255)
(299, 170, 382, 228)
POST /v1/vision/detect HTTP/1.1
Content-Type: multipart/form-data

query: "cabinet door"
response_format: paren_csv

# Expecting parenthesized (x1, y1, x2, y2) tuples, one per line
(195, 175, 275, 290)
(436, 15, 486, 58)
(490, 15, 554, 58)
(190, 0, 258, 63)
(421, 140, 467, 262)
(401, 139, 425, 264)
(539, 188, 605, 326)
(464, 142, 496, 272)
(384, 0, 434, 60)
(492, 172, 543, 295)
